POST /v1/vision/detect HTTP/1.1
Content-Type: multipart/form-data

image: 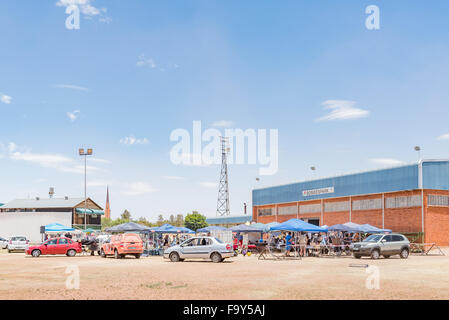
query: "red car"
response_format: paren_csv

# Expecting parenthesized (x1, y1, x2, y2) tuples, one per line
(100, 233, 143, 259)
(27, 237, 82, 257)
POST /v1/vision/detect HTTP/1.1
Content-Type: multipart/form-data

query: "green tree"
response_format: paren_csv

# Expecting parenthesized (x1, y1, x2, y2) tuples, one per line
(175, 214, 184, 227)
(120, 210, 131, 221)
(184, 212, 208, 232)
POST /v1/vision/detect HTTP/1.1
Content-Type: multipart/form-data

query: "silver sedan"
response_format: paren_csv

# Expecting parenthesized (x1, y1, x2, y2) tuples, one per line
(164, 236, 233, 263)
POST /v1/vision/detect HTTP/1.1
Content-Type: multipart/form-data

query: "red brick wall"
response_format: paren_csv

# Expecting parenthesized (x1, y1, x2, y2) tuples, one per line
(351, 210, 383, 228)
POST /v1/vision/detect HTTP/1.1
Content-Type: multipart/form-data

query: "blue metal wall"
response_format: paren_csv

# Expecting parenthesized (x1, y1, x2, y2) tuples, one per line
(423, 161, 449, 190)
(253, 164, 420, 206)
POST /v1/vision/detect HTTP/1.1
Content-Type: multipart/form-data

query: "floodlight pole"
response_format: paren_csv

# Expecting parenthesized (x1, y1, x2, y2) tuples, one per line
(79, 148, 93, 231)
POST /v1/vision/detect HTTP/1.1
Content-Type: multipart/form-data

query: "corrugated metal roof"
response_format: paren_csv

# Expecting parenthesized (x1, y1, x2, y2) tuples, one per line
(1, 197, 86, 209)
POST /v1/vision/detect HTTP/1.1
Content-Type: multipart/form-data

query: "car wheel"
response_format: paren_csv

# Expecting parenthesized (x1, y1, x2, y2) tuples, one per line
(370, 249, 380, 259)
(354, 254, 361, 259)
(211, 252, 222, 263)
(169, 252, 180, 262)
(67, 249, 76, 257)
(114, 250, 120, 259)
(134, 254, 141, 259)
(31, 250, 41, 258)
(100, 249, 106, 258)
(400, 248, 409, 259)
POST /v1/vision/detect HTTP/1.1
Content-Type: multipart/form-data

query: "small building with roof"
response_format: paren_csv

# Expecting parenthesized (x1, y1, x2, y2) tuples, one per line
(0, 197, 104, 242)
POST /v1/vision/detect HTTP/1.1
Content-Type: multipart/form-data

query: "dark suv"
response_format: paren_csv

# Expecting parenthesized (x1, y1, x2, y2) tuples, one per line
(352, 234, 410, 259)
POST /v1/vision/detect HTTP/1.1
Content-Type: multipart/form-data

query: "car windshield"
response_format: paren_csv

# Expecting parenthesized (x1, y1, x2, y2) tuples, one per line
(214, 238, 223, 244)
(12, 237, 26, 241)
(363, 235, 383, 242)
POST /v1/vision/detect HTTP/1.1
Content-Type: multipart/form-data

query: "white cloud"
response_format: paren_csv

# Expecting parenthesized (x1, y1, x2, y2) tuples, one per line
(163, 176, 185, 180)
(3, 142, 102, 174)
(437, 133, 449, 141)
(200, 182, 217, 188)
(316, 100, 370, 122)
(1, 94, 12, 104)
(136, 54, 156, 68)
(123, 182, 156, 196)
(212, 120, 234, 128)
(54, 84, 89, 92)
(370, 158, 406, 166)
(67, 110, 80, 122)
(56, 0, 100, 16)
(119, 135, 149, 145)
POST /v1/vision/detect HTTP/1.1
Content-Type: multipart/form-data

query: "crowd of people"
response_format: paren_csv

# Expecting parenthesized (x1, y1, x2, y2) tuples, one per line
(264, 231, 366, 257)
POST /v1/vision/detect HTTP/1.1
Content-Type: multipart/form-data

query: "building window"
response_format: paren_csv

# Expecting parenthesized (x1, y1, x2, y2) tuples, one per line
(352, 198, 382, 211)
(428, 195, 449, 207)
(324, 201, 349, 212)
(385, 195, 421, 209)
(258, 208, 273, 216)
(300, 203, 321, 214)
(278, 205, 297, 215)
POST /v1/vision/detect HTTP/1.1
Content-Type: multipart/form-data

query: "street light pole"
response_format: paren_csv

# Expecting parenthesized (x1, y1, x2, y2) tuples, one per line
(79, 148, 93, 231)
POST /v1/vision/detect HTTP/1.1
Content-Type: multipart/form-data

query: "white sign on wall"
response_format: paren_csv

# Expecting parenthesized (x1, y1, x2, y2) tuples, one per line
(302, 186, 335, 197)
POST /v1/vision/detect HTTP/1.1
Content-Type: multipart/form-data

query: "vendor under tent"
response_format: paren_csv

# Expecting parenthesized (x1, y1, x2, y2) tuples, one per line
(196, 226, 226, 233)
(269, 219, 328, 233)
(45, 223, 75, 233)
(104, 222, 152, 233)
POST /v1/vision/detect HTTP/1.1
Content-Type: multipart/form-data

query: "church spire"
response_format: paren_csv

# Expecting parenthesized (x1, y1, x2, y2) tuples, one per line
(105, 186, 111, 219)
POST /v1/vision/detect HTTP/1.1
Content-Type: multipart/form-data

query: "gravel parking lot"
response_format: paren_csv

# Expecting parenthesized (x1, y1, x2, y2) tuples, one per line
(0, 248, 448, 300)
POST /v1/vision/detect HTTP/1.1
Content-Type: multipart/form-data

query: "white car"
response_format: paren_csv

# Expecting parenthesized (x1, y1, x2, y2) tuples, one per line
(7, 236, 29, 252)
(0, 237, 8, 249)
(164, 236, 233, 263)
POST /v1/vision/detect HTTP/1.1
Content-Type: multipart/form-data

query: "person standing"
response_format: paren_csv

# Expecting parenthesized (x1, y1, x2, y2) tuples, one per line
(285, 232, 292, 257)
(299, 232, 307, 257)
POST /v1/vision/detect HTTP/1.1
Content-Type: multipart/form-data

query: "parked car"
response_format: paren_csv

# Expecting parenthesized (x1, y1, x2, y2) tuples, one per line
(164, 236, 233, 263)
(100, 233, 143, 259)
(26, 237, 82, 257)
(7, 236, 29, 252)
(353, 233, 410, 259)
(0, 237, 8, 249)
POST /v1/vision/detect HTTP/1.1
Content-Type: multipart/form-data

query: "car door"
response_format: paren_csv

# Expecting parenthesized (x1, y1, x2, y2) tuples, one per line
(197, 238, 213, 258)
(180, 238, 199, 258)
(380, 235, 393, 254)
(45, 239, 58, 255)
(391, 235, 404, 253)
(56, 238, 70, 254)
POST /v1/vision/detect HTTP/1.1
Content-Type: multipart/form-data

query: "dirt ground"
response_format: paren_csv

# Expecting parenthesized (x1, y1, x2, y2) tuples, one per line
(0, 248, 448, 300)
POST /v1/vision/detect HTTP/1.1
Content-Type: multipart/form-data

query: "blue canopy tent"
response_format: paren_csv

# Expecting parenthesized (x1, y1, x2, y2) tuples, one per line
(327, 224, 359, 232)
(45, 223, 75, 232)
(228, 224, 264, 233)
(151, 224, 195, 234)
(197, 226, 226, 233)
(104, 222, 152, 233)
(269, 219, 328, 232)
(360, 224, 392, 233)
(343, 222, 366, 232)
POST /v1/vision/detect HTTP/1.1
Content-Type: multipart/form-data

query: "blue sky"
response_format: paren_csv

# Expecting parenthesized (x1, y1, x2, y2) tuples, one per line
(1, 1, 449, 220)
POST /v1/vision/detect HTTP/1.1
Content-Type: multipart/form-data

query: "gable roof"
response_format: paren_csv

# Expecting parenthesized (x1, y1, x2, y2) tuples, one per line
(1, 197, 93, 209)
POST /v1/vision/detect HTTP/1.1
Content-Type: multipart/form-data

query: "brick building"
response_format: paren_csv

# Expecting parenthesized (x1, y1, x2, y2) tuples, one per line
(252, 160, 449, 245)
